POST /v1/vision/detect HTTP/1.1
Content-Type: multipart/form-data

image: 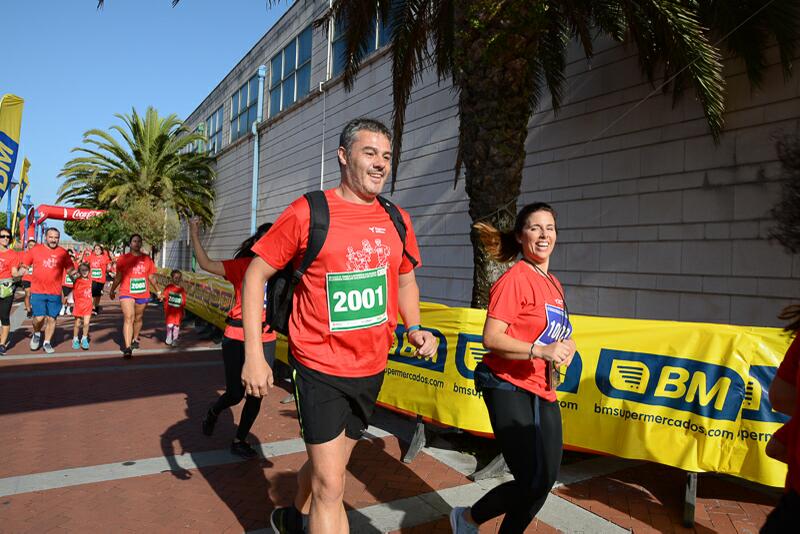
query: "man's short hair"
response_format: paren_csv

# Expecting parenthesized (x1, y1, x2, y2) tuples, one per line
(339, 118, 392, 156)
(46, 228, 60, 237)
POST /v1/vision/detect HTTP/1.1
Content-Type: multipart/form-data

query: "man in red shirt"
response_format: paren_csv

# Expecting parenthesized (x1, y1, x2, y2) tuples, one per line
(21, 228, 77, 354)
(241, 118, 437, 534)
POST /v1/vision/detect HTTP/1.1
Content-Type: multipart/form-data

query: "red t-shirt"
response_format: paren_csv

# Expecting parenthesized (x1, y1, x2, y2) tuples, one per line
(89, 253, 111, 282)
(162, 284, 187, 324)
(115, 253, 157, 298)
(776, 335, 800, 493)
(22, 245, 74, 296)
(482, 261, 572, 401)
(0, 249, 20, 279)
(222, 257, 275, 343)
(72, 277, 93, 316)
(251, 189, 421, 377)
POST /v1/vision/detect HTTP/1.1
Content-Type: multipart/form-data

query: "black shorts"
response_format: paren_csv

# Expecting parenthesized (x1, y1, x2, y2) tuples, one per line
(21, 280, 30, 289)
(62, 286, 72, 297)
(91, 281, 104, 297)
(290, 355, 384, 445)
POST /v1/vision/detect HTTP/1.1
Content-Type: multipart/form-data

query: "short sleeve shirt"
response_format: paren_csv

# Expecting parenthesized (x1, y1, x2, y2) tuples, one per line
(251, 189, 421, 377)
(89, 253, 111, 282)
(777, 335, 800, 493)
(22, 245, 74, 295)
(115, 253, 157, 298)
(482, 261, 571, 401)
(222, 257, 275, 343)
(0, 249, 19, 279)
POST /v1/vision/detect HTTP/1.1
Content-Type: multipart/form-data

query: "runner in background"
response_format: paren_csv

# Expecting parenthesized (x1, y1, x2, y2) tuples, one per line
(71, 263, 93, 350)
(0, 228, 23, 354)
(21, 228, 77, 354)
(109, 234, 157, 359)
(160, 269, 186, 346)
(88, 244, 112, 315)
(189, 215, 277, 459)
(22, 238, 36, 319)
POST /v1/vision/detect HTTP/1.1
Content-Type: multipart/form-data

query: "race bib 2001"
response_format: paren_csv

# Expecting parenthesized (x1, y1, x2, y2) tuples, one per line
(91, 268, 102, 279)
(326, 267, 388, 332)
(129, 277, 147, 294)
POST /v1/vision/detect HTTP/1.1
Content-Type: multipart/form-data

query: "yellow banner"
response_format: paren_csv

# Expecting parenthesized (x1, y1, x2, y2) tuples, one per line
(160, 269, 791, 487)
(11, 157, 29, 244)
(0, 94, 24, 202)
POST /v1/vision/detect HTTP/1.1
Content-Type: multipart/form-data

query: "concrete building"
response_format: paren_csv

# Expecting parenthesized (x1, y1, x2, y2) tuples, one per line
(167, 0, 800, 327)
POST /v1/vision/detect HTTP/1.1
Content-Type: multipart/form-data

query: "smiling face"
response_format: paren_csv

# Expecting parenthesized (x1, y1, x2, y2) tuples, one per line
(338, 130, 391, 203)
(45, 229, 60, 249)
(517, 209, 557, 269)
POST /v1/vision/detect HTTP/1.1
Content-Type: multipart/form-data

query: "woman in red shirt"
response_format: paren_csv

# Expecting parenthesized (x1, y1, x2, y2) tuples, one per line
(451, 203, 577, 534)
(109, 234, 157, 359)
(189, 216, 276, 459)
(0, 227, 23, 354)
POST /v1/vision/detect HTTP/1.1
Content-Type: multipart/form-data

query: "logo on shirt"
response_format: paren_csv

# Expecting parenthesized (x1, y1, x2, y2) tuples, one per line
(369, 226, 386, 235)
(131, 262, 147, 275)
(345, 239, 391, 271)
(42, 255, 59, 269)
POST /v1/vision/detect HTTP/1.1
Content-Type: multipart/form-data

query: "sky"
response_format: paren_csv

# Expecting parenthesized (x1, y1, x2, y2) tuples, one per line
(2, 0, 291, 236)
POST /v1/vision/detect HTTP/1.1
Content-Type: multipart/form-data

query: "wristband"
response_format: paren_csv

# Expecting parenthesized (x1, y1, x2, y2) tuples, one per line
(407, 325, 421, 333)
(528, 343, 536, 360)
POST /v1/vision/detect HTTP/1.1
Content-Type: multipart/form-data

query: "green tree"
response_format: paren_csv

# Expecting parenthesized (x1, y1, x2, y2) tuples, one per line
(58, 106, 216, 224)
(97, 1, 799, 307)
(64, 212, 129, 249)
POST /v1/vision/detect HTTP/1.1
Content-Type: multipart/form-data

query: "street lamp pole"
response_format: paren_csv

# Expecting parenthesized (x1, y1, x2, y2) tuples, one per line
(22, 195, 32, 244)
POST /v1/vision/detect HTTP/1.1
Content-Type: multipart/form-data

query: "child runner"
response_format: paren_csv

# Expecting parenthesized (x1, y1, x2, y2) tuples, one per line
(161, 270, 186, 346)
(71, 263, 93, 350)
(60, 250, 77, 316)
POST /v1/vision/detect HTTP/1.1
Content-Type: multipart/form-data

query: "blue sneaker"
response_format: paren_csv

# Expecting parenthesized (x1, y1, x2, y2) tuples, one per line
(72, 338, 80, 350)
(81, 337, 90, 350)
(449, 507, 478, 534)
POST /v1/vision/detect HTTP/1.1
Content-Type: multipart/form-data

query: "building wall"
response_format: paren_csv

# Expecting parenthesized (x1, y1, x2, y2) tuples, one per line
(170, 0, 800, 327)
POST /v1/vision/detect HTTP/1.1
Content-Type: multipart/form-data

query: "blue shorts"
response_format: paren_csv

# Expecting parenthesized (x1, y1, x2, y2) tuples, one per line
(120, 296, 150, 305)
(31, 294, 63, 318)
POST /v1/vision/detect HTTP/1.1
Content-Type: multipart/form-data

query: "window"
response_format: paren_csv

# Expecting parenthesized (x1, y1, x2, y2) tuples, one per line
(269, 26, 312, 118)
(205, 106, 223, 155)
(231, 75, 259, 142)
(331, 1, 398, 78)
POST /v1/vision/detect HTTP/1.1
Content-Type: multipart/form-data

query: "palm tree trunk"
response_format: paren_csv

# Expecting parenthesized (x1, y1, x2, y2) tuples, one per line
(453, 1, 542, 308)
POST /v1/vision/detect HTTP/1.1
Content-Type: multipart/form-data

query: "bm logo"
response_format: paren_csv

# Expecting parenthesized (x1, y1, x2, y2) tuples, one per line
(597, 349, 745, 421)
(0, 131, 20, 191)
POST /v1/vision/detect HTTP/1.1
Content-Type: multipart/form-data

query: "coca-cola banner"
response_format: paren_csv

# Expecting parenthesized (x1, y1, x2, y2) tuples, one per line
(36, 204, 106, 224)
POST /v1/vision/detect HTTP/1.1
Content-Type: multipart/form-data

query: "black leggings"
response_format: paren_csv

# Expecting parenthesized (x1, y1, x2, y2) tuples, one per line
(471, 387, 563, 533)
(211, 337, 276, 441)
(0, 294, 13, 326)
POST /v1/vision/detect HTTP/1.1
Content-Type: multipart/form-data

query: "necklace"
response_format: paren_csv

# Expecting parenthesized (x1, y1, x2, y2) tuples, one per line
(521, 257, 570, 341)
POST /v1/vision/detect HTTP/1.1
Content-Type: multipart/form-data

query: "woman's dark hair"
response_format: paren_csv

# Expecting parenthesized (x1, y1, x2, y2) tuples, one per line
(473, 202, 557, 262)
(170, 269, 182, 277)
(129, 233, 142, 244)
(234, 222, 273, 259)
(0, 227, 10, 234)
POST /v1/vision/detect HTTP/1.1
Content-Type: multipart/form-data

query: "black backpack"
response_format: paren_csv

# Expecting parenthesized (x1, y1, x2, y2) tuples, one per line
(265, 190, 418, 335)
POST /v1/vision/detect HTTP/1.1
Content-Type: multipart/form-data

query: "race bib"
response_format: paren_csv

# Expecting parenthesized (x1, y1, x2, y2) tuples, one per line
(91, 268, 102, 278)
(326, 267, 388, 332)
(129, 277, 146, 294)
(167, 292, 183, 308)
(64, 273, 73, 285)
(535, 304, 573, 345)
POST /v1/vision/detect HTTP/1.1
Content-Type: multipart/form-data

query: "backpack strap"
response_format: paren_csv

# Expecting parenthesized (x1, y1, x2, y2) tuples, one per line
(377, 195, 419, 268)
(293, 190, 330, 283)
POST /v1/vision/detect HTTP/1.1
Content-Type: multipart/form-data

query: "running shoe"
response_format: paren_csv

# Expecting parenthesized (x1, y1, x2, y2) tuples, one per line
(201, 406, 218, 436)
(449, 507, 478, 534)
(122, 347, 133, 359)
(81, 337, 90, 351)
(165, 334, 173, 346)
(42, 342, 55, 354)
(30, 332, 42, 351)
(270, 507, 305, 534)
(131, 339, 140, 349)
(230, 440, 258, 459)
(0, 344, 6, 355)
(72, 338, 80, 350)
(59, 305, 65, 316)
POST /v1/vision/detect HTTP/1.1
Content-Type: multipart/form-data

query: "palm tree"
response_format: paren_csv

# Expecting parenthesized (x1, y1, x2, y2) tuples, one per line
(58, 106, 215, 225)
(96, 1, 798, 307)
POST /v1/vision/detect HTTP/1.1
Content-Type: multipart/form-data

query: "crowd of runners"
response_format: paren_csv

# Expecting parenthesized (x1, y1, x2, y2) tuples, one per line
(1, 117, 796, 533)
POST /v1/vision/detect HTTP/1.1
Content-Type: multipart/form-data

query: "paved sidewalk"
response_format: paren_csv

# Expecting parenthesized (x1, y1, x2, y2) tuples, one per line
(0, 295, 781, 533)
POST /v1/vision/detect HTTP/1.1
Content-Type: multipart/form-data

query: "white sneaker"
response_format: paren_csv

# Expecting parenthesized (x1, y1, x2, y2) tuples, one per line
(59, 305, 65, 316)
(30, 332, 42, 351)
(165, 334, 173, 346)
(42, 342, 55, 354)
